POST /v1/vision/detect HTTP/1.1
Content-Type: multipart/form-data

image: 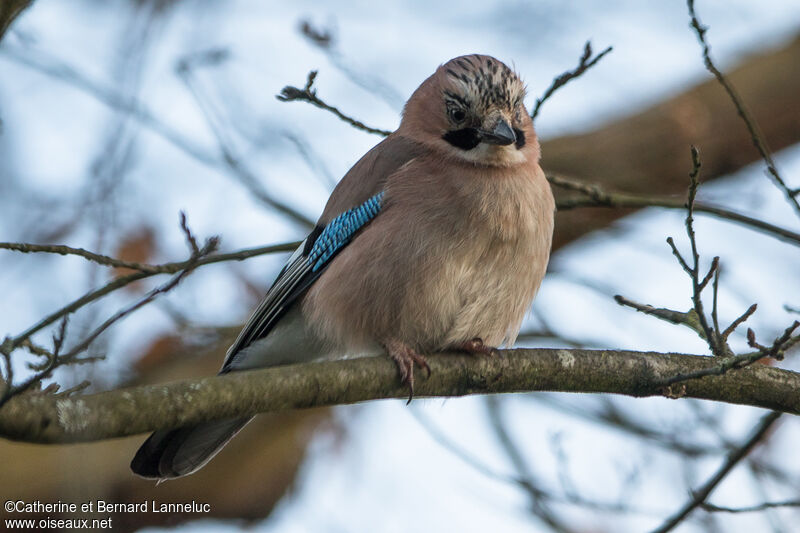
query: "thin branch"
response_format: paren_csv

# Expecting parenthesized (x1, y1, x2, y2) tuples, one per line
(277, 71, 393, 137)
(0, 241, 160, 273)
(412, 406, 657, 517)
(410, 408, 513, 483)
(614, 295, 706, 338)
(1, 240, 301, 355)
(682, 147, 720, 354)
(19, 339, 56, 364)
(666, 236, 693, 277)
(179, 211, 200, 255)
(697, 256, 719, 292)
(711, 267, 721, 337)
(532, 41, 613, 120)
(0, 43, 218, 167)
(535, 396, 722, 458)
(650, 410, 782, 533)
(176, 61, 315, 228)
(721, 303, 758, 341)
(298, 19, 405, 109)
(3, 348, 800, 444)
(2, 44, 314, 229)
(548, 175, 800, 247)
(613, 149, 799, 390)
(486, 396, 573, 533)
(654, 321, 800, 389)
(0, 221, 221, 407)
(687, 0, 800, 218)
(60, 238, 218, 361)
(701, 500, 800, 514)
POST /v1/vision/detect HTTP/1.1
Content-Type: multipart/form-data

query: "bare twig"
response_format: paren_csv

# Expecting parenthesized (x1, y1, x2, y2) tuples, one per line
(701, 500, 800, 514)
(0, 43, 218, 167)
(614, 149, 800, 391)
(711, 266, 722, 337)
(283, 130, 337, 188)
(179, 211, 200, 254)
(0, 241, 160, 273)
(0, 218, 221, 407)
(650, 411, 782, 533)
(19, 339, 55, 363)
(536, 396, 720, 458)
(410, 408, 513, 482)
(613, 295, 706, 338)
(57, 380, 91, 397)
(176, 60, 315, 228)
(298, 19, 405, 109)
(277, 71, 393, 137)
(687, 0, 800, 218)
(548, 175, 800, 247)
(298, 19, 333, 48)
(531, 41, 613, 121)
(486, 396, 573, 533)
(721, 303, 758, 341)
(412, 407, 656, 517)
(680, 147, 720, 354)
(1, 240, 300, 355)
(654, 321, 800, 389)
(3, 43, 314, 230)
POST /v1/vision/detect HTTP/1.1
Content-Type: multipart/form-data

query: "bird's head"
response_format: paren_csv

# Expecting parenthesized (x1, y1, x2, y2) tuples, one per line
(398, 54, 538, 167)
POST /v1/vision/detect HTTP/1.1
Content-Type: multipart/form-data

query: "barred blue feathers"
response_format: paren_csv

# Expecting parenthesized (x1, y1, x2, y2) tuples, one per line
(307, 192, 384, 271)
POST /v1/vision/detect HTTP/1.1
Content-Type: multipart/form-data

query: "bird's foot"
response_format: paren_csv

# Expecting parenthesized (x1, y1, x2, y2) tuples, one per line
(453, 337, 499, 357)
(384, 338, 430, 404)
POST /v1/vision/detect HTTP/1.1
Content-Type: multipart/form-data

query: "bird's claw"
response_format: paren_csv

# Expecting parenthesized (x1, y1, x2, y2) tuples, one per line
(455, 337, 499, 357)
(385, 339, 430, 404)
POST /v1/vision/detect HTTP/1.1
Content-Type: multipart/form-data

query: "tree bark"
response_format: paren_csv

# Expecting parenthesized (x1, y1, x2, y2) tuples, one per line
(2, 348, 798, 444)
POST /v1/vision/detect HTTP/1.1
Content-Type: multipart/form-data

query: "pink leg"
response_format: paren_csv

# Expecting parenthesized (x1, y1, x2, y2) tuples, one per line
(384, 338, 430, 404)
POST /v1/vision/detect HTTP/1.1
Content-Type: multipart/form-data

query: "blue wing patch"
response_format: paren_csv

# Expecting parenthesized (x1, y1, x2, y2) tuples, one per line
(307, 192, 384, 271)
(221, 191, 385, 370)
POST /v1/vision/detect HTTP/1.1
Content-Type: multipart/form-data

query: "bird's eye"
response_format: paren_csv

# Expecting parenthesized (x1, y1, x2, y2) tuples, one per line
(449, 107, 466, 123)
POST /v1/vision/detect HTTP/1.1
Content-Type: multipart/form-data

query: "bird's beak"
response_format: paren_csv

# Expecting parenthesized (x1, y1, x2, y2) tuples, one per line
(480, 118, 516, 146)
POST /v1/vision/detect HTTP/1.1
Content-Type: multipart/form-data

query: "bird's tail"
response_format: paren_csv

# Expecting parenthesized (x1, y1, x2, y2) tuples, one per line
(130, 417, 253, 480)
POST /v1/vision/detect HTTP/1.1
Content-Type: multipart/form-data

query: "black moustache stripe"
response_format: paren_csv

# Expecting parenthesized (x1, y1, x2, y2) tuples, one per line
(514, 128, 525, 149)
(443, 127, 526, 151)
(442, 128, 481, 150)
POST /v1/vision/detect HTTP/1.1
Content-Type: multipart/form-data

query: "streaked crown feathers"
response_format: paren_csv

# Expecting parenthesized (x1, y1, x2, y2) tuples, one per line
(441, 54, 525, 114)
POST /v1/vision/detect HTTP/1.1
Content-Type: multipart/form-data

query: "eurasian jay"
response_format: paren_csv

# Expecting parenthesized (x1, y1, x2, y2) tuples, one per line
(131, 54, 555, 479)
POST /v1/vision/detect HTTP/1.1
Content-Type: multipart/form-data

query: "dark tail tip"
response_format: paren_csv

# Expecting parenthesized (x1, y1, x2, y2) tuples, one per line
(130, 428, 182, 479)
(130, 418, 252, 480)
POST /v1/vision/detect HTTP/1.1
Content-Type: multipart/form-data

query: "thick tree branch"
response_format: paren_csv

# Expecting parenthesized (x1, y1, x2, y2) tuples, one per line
(1, 348, 800, 444)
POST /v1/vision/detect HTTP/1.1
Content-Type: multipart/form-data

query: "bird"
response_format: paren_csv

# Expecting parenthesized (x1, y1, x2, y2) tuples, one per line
(131, 54, 555, 480)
